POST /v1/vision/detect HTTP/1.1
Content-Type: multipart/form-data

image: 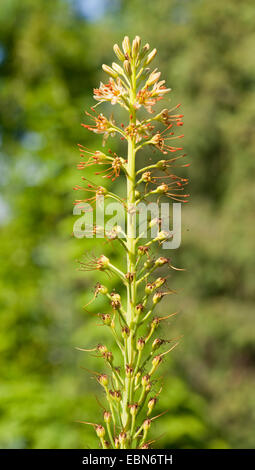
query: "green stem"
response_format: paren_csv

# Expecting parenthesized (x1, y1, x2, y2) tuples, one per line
(121, 61, 137, 432)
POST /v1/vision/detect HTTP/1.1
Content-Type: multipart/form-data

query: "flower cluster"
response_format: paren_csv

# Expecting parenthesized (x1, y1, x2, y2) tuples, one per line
(74, 36, 189, 449)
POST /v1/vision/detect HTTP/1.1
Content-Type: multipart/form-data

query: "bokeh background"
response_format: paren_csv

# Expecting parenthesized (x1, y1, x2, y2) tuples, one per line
(0, 0, 255, 449)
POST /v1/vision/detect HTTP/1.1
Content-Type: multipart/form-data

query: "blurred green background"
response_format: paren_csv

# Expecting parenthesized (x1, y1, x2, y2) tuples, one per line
(0, 0, 255, 449)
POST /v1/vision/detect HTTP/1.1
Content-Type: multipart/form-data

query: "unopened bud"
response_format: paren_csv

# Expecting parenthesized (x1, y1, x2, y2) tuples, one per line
(112, 62, 124, 75)
(123, 59, 132, 76)
(145, 48, 157, 65)
(113, 43, 125, 61)
(132, 36, 141, 58)
(102, 64, 118, 78)
(122, 36, 131, 55)
(140, 43, 150, 60)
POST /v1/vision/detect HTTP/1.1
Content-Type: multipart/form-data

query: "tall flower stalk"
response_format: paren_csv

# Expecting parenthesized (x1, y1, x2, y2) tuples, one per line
(75, 36, 189, 449)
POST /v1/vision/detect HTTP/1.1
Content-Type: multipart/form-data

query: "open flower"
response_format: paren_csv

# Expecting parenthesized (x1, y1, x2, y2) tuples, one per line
(93, 78, 128, 107)
(135, 80, 170, 113)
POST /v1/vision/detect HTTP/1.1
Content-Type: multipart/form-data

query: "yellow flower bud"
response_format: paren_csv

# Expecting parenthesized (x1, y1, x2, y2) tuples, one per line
(102, 64, 118, 78)
(122, 36, 131, 55)
(113, 43, 125, 61)
(145, 48, 157, 65)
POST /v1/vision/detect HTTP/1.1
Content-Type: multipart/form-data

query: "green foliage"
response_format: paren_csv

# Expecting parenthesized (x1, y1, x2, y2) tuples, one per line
(0, 0, 254, 449)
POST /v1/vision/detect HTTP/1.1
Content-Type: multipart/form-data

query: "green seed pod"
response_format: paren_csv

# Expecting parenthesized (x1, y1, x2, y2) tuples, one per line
(103, 411, 111, 424)
(114, 437, 120, 449)
(145, 283, 155, 295)
(135, 303, 144, 315)
(135, 371, 141, 387)
(110, 292, 121, 309)
(104, 351, 113, 364)
(143, 258, 154, 269)
(156, 230, 170, 241)
(137, 337, 145, 351)
(126, 364, 133, 377)
(152, 292, 163, 305)
(114, 390, 121, 402)
(98, 374, 108, 387)
(151, 317, 160, 329)
(147, 397, 157, 415)
(97, 344, 108, 354)
(129, 403, 138, 416)
(155, 183, 168, 194)
(119, 432, 127, 445)
(155, 257, 168, 267)
(152, 355, 162, 368)
(121, 326, 130, 338)
(143, 419, 151, 431)
(152, 338, 164, 351)
(100, 313, 111, 326)
(154, 277, 166, 289)
(96, 425, 105, 438)
(97, 284, 108, 295)
(141, 374, 150, 387)
(141, 171, 152, 182)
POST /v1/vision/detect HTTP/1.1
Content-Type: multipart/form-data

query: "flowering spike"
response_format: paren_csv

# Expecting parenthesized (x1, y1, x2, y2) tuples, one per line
(74, 37, 189, 449)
